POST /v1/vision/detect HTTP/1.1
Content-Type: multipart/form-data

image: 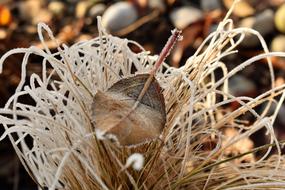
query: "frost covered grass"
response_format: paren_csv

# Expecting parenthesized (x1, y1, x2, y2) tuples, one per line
(1, 10, 285, 190)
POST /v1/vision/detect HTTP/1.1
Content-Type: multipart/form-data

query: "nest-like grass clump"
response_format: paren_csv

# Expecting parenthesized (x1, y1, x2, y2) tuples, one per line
(1, 11, 285, 190)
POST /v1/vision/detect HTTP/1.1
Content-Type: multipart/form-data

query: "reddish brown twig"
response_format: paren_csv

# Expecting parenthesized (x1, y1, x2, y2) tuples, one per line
(136, 29, 182, 103)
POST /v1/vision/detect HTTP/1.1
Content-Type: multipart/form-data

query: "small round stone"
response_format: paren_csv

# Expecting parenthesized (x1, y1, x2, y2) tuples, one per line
(48, 1, 65, 16)
(201, 0, 222, 11)
(275, 4, 285, 33)
(170, 6, 203, 29)
(239, 9, 274, 47)
(271, 35, 285, 52)
(88, 3, 106, 18)
(76, 1, 92, 18)
(102, 2, 138, 33)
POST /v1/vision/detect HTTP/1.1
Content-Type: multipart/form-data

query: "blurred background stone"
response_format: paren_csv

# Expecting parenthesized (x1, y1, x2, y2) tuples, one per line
(271, 35, 285, 52)
(170, 6, 203, 29)
(48, 1, 66, 17)
(240, 9, 275, 47)
(88, 3, 106, 18)
(275, 3, 285, 33)
(223, 0, 255, 17)
(201, 0, 222, 11)
(102, 2, 138, 33)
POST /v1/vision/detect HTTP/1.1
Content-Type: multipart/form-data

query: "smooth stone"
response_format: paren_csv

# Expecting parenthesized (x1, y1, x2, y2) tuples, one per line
(270, 0, 285, 6)
(76, 1, 92, 18)
(228, 75, 256, 96)
(88, 3, 106, 18)
(223, 0, 255, 17)
(278, 105, 285, 125)
(19, 0, 42, 21)
(253, 9, 274, 35)
(239, 17, 255, 28)
(275, 4, 285, 33)
(24, 25, 37, 34)
(0, 29, 7, 39)
(48, 1, 65, 16)
(76, 34, 93, 42)
(170, 6, 203, 29)
(102, 2, 138, 33)
(148, 0, 166, 12)
(261, 103, 285, 126)
(209, 24, 219, 33)
(240, 9, 274, 47)
(271, 35, 285, 52)
(32, 10, 52, 24)
(19, 0, 52, 24)
(201, 0, 222, 11)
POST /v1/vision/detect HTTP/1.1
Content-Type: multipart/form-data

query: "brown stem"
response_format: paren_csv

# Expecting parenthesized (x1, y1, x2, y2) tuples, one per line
(136, 29, 182, 104)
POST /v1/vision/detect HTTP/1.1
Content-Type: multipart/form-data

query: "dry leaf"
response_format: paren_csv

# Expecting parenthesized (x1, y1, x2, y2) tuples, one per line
(92, 74, 166, 146)
(92, 29, 181, 146)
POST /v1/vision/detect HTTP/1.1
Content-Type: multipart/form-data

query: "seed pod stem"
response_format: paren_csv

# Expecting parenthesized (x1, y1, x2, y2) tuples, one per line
(135, 28, 182, 104)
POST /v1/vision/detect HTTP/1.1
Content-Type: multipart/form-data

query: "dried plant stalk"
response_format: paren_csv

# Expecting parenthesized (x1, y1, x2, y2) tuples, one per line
(1, 12, 285, 190)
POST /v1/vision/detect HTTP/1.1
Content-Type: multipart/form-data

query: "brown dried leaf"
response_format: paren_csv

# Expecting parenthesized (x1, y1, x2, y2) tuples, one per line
(92, 74, 166, 146)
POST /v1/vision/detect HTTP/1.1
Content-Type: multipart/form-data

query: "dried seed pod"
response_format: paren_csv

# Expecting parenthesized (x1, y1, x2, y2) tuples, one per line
(92, 74, 166, 146)
(92, 29, 181, 146)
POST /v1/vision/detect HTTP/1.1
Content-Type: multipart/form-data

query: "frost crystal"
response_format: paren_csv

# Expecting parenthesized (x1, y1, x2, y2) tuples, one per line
(125, 153, 144, 171)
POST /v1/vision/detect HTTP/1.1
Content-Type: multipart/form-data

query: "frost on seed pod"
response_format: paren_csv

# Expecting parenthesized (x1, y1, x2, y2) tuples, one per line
(92, 74, 166, 146)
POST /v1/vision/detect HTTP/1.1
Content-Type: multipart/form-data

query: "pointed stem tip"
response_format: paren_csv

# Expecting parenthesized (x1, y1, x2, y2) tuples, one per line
(151, 28, 182, 75)
(136, 29, 182, 103)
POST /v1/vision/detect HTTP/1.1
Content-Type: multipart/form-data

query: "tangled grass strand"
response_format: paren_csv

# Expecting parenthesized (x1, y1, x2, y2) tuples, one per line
(1, 15, 285, 190)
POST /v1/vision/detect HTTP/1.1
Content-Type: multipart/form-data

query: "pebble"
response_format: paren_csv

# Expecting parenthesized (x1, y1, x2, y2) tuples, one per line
(228, 75, 256, 96)
(271, 35, 285, 52)
(278, 105, 285, 125)
(270, 0, 285, 6)
(76, 1, 92, 18)
(209, 24, 219, 34)
(275, 4, 285, 33)
(88, 3, 106, 18)
(253, 9, 275, 35)
(48, 1, 65, 17)
(76, 34, 93, 42)
(0, 29, 7, 39)
(201, 0, 222, 11)
(170, 6, 203, 29)
(148, 0, 166, 12)
(32, 10, 52, 25)
(102, 2, 138, 33)
(261, 103, 285, 126)
(19, 0, 42, 22)
(239, 9, 274, 47)
(19, 0, 52, 24)
(223, 0, 255, 17)
(24, 25, 38, 34)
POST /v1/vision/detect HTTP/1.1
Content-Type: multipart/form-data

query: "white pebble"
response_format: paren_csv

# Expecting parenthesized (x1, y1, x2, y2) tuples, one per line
(170, 6, 203, 29)
(48, 1, 65, 16)
(102, 2, 138, 33)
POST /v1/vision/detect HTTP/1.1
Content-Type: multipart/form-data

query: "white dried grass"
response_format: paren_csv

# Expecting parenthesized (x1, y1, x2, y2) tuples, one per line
(1, 12, 285, 190)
